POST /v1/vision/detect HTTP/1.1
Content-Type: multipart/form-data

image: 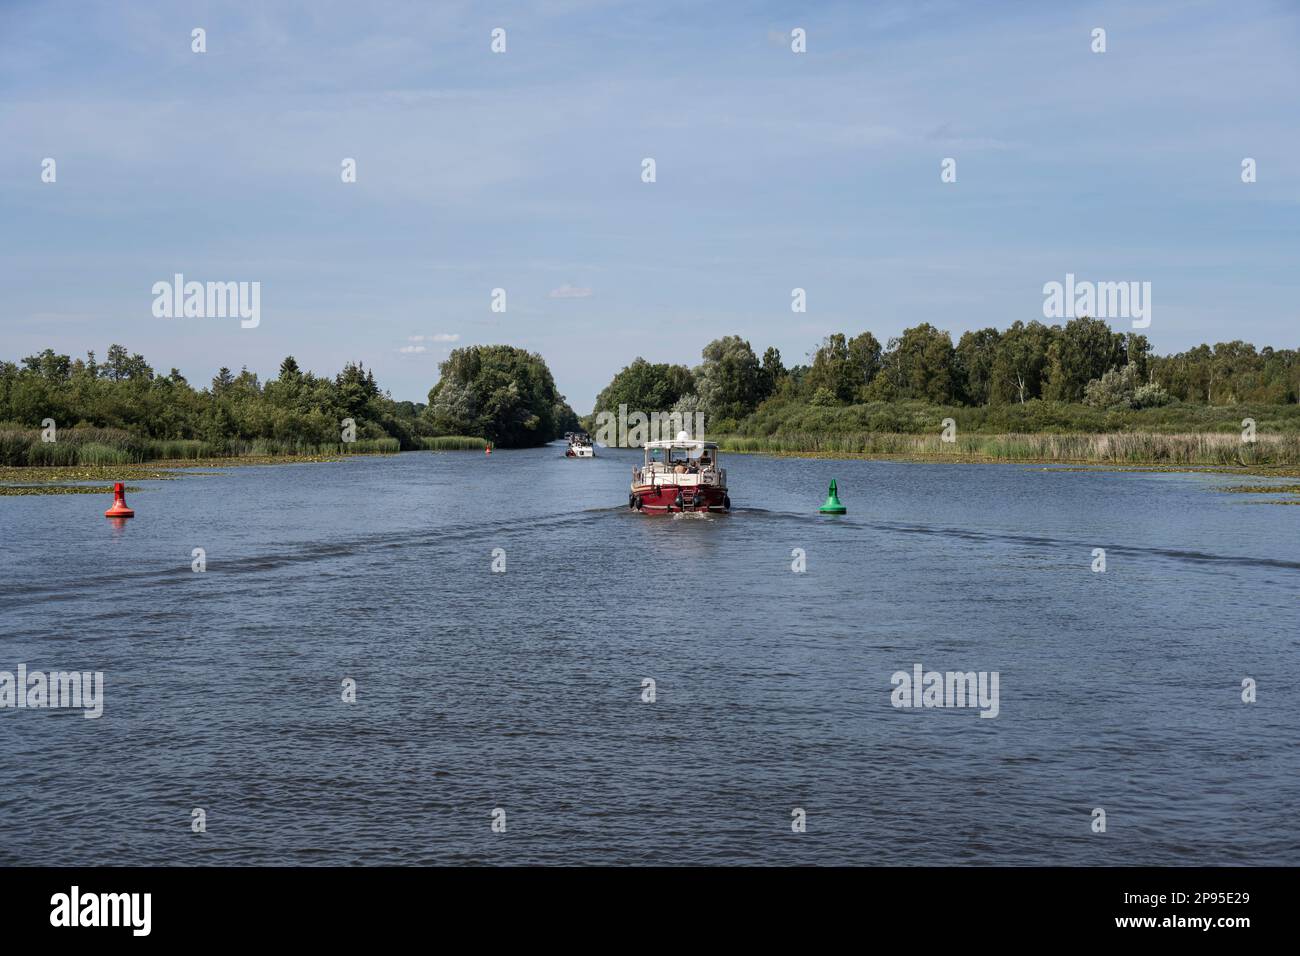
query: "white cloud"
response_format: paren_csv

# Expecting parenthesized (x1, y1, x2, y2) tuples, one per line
(549, 284, 593, 299)
(399, 344, 427, 354)
(408, 333, 460, 343)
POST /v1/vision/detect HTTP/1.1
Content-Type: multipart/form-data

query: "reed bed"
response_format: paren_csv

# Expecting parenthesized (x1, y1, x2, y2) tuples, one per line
(224, 437, 401, 456)
(7, 423, 1282, 469)
(416, 435, 489, 450)
(714, 431, 1300, 466)
(4, 427, 147, 466)
(144, 439, 215, 460)
(0, 427, 402, 467)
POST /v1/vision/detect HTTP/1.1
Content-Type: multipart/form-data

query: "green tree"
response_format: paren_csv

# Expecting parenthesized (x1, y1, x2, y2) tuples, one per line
(21, 349, 72, 383)
(694, 335, 765, 423)
(278, 356, 303, 383)
(427, 345, 575, 447)
(211, 367, 234, 396)
(881, 324, 957, 403)
(989, 321, 1054, 404)
(102, 344, 130, 382)
(805, 334, 852, 403)
(591, 358, 694, 419)
(336, 361, 379, 418)
(955, 328, 1001, 405)
(806, 332, 884, 403)
(760, 346, 786, 396)
(846, 332, 883, 399)
(1043, 317, 1127, 403)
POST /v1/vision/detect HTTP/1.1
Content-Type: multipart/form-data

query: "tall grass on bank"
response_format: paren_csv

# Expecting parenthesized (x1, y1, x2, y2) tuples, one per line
(416, 435, 489, 450)
(11, 427, 147, 466)
(144, 439, 216, 460)
(714, 431, 1300, 466)
(222, 437, 401, 456)
(0, 426, 402, 466)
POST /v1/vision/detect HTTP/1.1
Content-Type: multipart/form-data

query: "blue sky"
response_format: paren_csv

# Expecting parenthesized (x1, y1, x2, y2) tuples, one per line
(2, 0, 1297, 411)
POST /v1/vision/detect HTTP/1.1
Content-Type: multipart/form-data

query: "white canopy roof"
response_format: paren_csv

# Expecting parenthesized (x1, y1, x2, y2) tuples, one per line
(643, 430, 717, 450)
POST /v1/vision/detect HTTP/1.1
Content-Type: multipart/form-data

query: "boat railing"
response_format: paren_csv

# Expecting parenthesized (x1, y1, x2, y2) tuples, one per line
(634, 465, 723, 487)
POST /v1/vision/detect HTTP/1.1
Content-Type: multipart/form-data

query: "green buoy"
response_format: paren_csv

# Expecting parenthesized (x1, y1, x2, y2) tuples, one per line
(819, 479, 847, 514)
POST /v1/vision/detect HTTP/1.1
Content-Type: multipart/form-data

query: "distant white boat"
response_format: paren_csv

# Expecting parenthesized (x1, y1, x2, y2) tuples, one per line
(565, 431, 594, 458)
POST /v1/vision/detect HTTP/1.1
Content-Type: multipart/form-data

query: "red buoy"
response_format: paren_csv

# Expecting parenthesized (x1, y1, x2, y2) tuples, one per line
(485, 445, 492, 456)
(104, 482, 134, 518)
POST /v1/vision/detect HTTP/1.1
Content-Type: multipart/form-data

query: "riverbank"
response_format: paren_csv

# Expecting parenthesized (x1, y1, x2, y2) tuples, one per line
(0, 452, 368, 495)
(6, 437, 1300, 503)
(726, 452, 1300, 499)
(0, 426, 492, 468)
(713, 431, 1300, 468)
(0, 438, 500, 495)
(0, 433, 488, 482)
(708, 432, 1300, 502)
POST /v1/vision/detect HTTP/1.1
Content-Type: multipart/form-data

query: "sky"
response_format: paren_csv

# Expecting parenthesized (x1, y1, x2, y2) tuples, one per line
(2, 0, 1298, 412)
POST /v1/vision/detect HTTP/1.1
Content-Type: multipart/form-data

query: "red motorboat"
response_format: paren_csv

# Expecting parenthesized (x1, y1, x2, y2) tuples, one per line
(629, 433, 730, 514)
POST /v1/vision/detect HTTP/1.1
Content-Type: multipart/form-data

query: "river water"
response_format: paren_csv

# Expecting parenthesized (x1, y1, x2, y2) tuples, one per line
(1, 446, 1297, 865)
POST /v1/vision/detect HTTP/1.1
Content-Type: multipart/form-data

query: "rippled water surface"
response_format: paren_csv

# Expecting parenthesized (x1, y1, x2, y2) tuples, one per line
(2, 447, 1297, 865)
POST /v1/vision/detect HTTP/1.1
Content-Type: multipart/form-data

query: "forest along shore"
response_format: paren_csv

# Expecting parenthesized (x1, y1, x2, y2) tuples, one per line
(5, 324, 1300, 491)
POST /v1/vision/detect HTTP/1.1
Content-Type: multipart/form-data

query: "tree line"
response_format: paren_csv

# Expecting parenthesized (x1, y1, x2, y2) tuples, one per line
(1, 343, 579, 455)
(5, 321, 1296, 464)
(588, 317, 1300, 432)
